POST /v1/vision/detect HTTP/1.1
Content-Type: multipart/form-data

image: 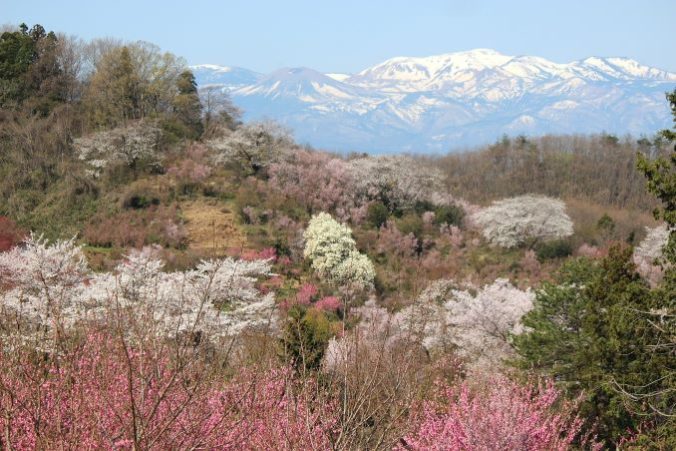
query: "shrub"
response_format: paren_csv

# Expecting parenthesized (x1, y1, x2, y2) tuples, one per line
(597, 213, 616, 233)
(283, 305, 337, 370)
(83, 205, 186, 248)
(120, 179, 165, 210)
(0, 216, 25, 251)
(536, 239, 573, 261)
(434, 204, 465, 227)
(396, 213, 424, 239)
(367, 201, 389, 229)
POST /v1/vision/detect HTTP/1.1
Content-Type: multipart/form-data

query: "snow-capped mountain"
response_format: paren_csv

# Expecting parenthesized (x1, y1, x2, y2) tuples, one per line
(192, 49, 676, 153)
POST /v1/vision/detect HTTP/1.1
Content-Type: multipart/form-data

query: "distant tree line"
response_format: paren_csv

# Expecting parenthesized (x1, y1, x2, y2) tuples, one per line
(436, 133, 671, 211)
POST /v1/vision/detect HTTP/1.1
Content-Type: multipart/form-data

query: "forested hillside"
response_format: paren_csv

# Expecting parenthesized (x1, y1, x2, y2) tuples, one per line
(0, 23, 673, 449)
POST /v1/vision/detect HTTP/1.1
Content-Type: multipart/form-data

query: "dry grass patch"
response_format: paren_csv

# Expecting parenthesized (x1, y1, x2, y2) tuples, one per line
(181, 199, 247, 256)
(564, 197, 657, 246)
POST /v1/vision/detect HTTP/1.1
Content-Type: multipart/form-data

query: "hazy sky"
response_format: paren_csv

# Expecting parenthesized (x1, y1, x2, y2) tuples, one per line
(4, 0, 675, 74)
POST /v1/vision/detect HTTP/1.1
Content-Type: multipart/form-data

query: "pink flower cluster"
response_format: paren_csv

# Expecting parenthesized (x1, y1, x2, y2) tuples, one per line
(0, 331, 336, 449)
(400, 377, 596, 451)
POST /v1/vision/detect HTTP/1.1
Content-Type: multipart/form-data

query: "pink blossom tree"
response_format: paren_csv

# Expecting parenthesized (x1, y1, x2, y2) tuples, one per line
(399, 377, 596, 451)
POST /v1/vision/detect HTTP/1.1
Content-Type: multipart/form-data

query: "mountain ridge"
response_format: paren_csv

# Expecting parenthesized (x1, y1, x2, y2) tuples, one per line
(191, 49, 676, 153)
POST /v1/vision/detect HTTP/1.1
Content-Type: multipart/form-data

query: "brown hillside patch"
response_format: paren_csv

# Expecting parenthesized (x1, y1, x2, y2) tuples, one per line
(181, 200, 247, 257)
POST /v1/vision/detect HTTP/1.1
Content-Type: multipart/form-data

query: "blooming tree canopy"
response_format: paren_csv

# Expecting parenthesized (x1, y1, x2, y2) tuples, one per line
(303, 212, 375, 290)
(346, 155, 445, 211)
(0, 236, 277, 348)
(633, 224, 670, 285)
(206, 122, 292, 174)
(73, 120, 162, 176)
(396, 278, 534, 367)
(399, 377, 590, 451)
(472, 195, 574, 248)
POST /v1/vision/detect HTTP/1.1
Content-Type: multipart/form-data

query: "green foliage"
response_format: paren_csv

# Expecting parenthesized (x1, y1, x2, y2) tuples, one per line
(513, 248, 672, 446)
(0, 23, 64, 111)
(396, 213, 423, 238)
(367, 201, 389, 229)
(412, 200, 435, 215)
(534, 239, 572, 261)
(637, 89, 676, 262)
(172, 70, 203, 139)
(434, 204, 464, 226)
(596, 213, 616, 233)
(282, 306, 335, 371)
(631, 88, 676, 445)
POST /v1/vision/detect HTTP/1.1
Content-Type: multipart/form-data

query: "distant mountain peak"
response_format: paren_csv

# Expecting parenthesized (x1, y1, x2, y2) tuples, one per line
(192, 50, 676, 153)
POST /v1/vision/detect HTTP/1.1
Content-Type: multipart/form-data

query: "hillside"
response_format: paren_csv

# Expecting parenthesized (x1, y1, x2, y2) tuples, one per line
(0, 23, 674, 449)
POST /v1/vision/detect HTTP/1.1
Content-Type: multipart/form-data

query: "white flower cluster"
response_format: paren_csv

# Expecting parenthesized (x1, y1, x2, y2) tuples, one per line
(346, 155, 445, 210)
(0, 236, 277, 347)
(472, 195, 574, 248)
(206, 122, 292, 173)
(633, 224, 670, 285)
(303, 213, 375, 290)
(324, 278, 534, 371)
(73, 121, 162, 176)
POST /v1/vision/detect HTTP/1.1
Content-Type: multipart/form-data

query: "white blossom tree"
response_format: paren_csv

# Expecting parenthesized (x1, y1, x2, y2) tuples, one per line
(206, 122, 292, 175)
(346, 155, 445, 211)
(303, 212, 375, 291)
(633, 224, 670, 285)
(0, 237, 277, 349)
(472, 195, 574, 248)
(73, 120, 162, 176)
(325, 278, 534, 371)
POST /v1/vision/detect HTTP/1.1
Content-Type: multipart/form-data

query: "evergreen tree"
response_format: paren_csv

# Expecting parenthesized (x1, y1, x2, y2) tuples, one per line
(631, 88, 676, 448)
(513, 249, 656, 446)
(172, 70, 203, 138)
(0, 23, 63, 111)
(515, 90, 676, 448)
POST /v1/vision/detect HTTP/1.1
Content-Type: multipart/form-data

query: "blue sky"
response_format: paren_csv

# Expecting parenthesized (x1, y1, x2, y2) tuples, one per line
(4, 0, 675, 74)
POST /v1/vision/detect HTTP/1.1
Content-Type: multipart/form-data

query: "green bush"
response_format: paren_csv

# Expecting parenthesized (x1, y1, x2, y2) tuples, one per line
(535, 239, 573, 261)
(282, 306, 335, 371)
(396, 213, 424, 238)
(434, 204, 465, 226)
(413, 200, 435, 215)
(367, 201, 389, 229)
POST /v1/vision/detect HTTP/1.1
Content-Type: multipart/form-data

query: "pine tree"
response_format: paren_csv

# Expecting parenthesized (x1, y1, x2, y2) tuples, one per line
(513, 250, 656, 446)
(172, 70, 203, 138)
(631, 88, 676, 448)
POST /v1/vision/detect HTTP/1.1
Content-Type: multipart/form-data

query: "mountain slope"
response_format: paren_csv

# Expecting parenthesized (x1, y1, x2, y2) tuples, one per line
(191, 50, 676, 153)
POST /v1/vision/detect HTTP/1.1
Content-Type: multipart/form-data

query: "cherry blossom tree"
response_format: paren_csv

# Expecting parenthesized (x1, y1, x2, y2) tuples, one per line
(0, 236, 277, 349)
(73, 120, 162, 176)
(472, 195, 574, 248)
(395, 278, 534, 367)
(268, 149, 358, 221)
(633, 224, 669, 285)
(346, 155, 445, 211)
(206, 122, 292, 175)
